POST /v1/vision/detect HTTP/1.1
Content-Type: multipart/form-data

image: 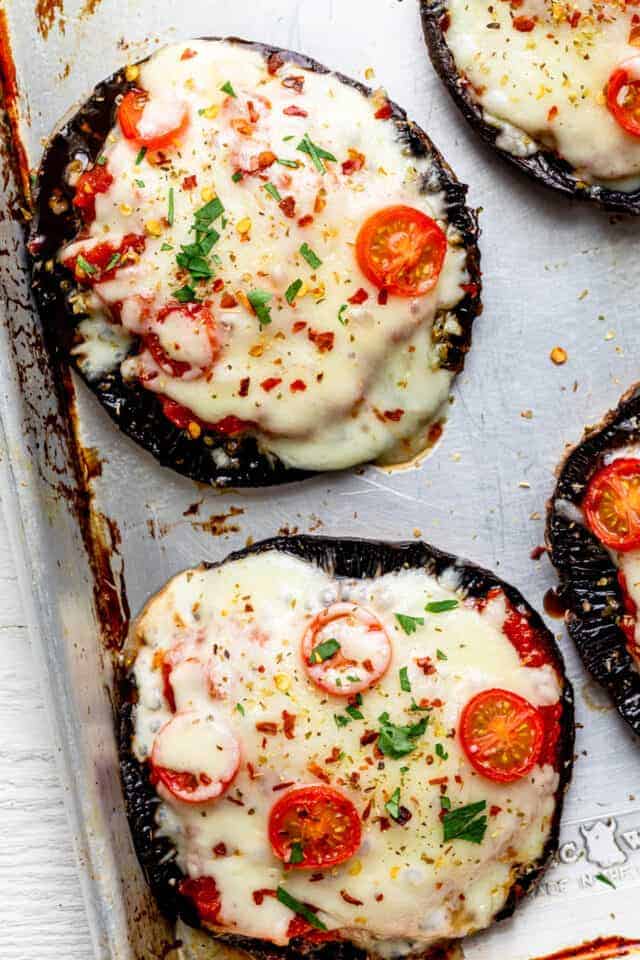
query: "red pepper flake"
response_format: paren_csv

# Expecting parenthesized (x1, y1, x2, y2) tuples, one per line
(547, 105, 558, 122)
(360, 729, 378, 746)
(342, 150, 365, 175)
(362, 658, 374, 672)
(454, 774, 463, 785)
(325, 746, 342, 764)
(282, 710, 297, 739)
(308, 329, 335, 353)
(247, 100, 260, 124)
(348, 287, 369, 305)
(461, 281, 479, 297)
(272, 780, 296, 792)
(255, 721, 279, 734)
(375, 816, 391, 832)
(416, 656, 436, 676)
(213, 842, 227, 856)
(292, 321, 307, 333)
(439, 11, 451, 30)
(212, 277, 224, 292)
(362, 799, 373, 821)
(182, 174, 197, 189)
(297, 214, 314, 228)
(257, 150, 277, 170)
(428, 776, 449, 786)
(490, 805, 502, 817)
(309, 873, 324, 882)
(307, 760, 330, 783)
(220, 292, 238, 309)
(377, 288, 388, 305)
(247, 762, 259, 780)
(227, 795, 245, 807)
(279, 195, 296, 218)
(341, 890, 363, 906)
(282, 75, 304, 93)
(284, 104, 308, 117)
(290, 379, 307, 393)
(253, 888, 276, 905)
(239, 377, 250, 398)
(513, 15, 535, 30)
(260, 377, 282, 393)
(569, 8, 582, 27)
(530, 545, 546, 560)
(180, 48, 197, 60)
(384, 409, 404, 422)
(374, 102, 393, 120)
(375, 893, 384, 902)
(267, 52, 284, 75)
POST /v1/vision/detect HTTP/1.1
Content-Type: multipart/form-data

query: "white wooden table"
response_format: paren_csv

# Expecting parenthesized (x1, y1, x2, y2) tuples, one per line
(0, 499, 93, 959)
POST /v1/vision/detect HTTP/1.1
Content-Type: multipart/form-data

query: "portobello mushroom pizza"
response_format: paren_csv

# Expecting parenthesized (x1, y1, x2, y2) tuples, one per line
(547, 385, 640, 735)
(29, 39, 481, 487)
(421, 0, 640, 211)
(120, 536, 574, 958)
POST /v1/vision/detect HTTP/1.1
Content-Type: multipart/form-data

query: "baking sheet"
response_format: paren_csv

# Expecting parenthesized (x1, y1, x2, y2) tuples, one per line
(0, 0, 639, 957)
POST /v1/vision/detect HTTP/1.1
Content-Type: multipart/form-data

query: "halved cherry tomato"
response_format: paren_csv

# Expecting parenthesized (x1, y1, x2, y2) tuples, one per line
(355, 205, 447, 297)
(179, 876, 222, 926)
(268, 785, 362, 869)
(301, 602, 391, 696)
(159, 397, 255, 436)
(118, 88, 189, 150)
(150, 712, 240, 804)
(606, 59, 640, 138)
(66, 234, 145, 285)
(72, 165, 113, 222)
(460, 688, 544, 782)
(584, 458, 640, 551)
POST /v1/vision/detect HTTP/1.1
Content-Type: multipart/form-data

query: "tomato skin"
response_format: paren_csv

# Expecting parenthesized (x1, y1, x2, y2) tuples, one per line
(287, 916, 341, 943)
(118, 88, 189, 150)
(268, 785, 362, 869)
(72, 165, 113, 221)
(355, 205, 447, 297)
(584, 458, 640, 551)
(179, 876, 222, 926)
(159, 397, 255, 436)
(67, 234, 145, 285)
(606, 60, 640, 138)
(460, 688, 544, 783)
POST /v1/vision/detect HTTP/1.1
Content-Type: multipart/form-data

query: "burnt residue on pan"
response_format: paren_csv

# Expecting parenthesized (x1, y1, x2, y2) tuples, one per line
(530, 936, 640, 960)
(119, 535, 575, 960)
(30, 37, 482, 488)
(546, 383, 640, 736)
(35, 0, 65, 39)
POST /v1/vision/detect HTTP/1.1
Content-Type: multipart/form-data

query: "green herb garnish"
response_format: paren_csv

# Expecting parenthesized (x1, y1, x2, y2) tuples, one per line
(385, 787, 401, 821)
(75, 254, 97, 276)
(134, 178, 145, 188)
(286, 278, 303, 304)
(595, 872, 616, 890)
(435, 742, 448, 761)
(96, 155, 107, 166)
(247, 288, 273, 327)
(173, 284, 199, 303)
(192, 197, 225, 233)
(235, 702, 245, 716)
(277, 157, 299, 168)
(220, 80, 237, 97)
(440, 795, 451, 811)
(264, 182, 282, 202)
(338, 303, 348, 325)
(161, 242, 173, 251)
(334, 714, 351, 728)
(425, 599, 459, 614)
(232, 170, 243, 183)
(276, 887, 327, 931)
(409, 699, 431, 713)
(442, 800, 487, 844)
(300, 243, 322, 270)
(297, 133, 337, 173)
(289, 842, 304, 865)
(377, 712, 428, 759)
(436, 649, 448, 661)
(399, 666, 411, 693)
(105, 252, 121, 272)
(346, 703, 364, 720)
(135, 146, 147, 165)
(167, 187, 175, 226)
(395, 613, 424, 636)
(309, 638, 340, 664)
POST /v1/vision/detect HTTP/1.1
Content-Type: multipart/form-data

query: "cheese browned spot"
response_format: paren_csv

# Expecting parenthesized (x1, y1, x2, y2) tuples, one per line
(60, 39, 470, 472)
(445, 0, 640, 186)
(131, 551, 562, 955)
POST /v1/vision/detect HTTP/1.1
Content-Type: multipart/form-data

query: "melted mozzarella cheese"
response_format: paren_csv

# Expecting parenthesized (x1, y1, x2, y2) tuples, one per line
(131, 551, 562, 955)
(445, 0, 640, 185)
(60, 40, 470, 471)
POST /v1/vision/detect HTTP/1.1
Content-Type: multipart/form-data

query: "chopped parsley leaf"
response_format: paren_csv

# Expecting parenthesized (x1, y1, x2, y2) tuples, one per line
(595, 872, 616, 890)
(338, 303, 348, 325)
(105, 252, 121, 272)
(377, 712, 428, 759)
(440, 795, 451, 811)
(289, 842, 304, 865)
(173, 284, 199, 303)
(134, 178, 145, 188)
(167, 187, 175, 226)
(436, 649, 448, 661)
(220, 80, 237, 97)
(395, 613, 424, 635)
(286, 279, 303, 304)
(442, 800, 487, 844)
(192, 197, 224, 234)
(235, 702, 245, 716)
(425, 599, 459, 614)
(435, 742, 448, 761)
(135, 146, 147, 165)
(409, 699, 431, 713)
(297, 133, 337, 173)
(75, 254, 97, 276)
(283, 134, 294, 141)
(160, 242, 173, 251)
(277, 157, 299, 168)
(309, 638, 340, 664)
(385, 787, 401, 821)
(399, 666, 411, 693)
(96, 155, 107, 166)
(264, 182, 282, 202)
(232, 170, 243, 183)
(345, 703, 364, 720)
(334, 714, 351, 728)
(247, 288, 273, 327)
(299, 242, 322, 269)
(276, 887, 327, 931)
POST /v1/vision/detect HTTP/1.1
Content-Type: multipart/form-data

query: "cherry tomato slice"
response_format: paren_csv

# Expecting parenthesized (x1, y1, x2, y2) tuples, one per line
(606, 59, 640, 138)
(179, 876, 222, 926)
(150, 712, 240, 804)
(355, 205, 447, 297)
(301, 602, 391, 696)
(72, 165, 114, 222)
(268, 785, 362, 869)
(460, 688, 544, 782)
(66, 234, 145, 285)
(118, 88, 189, 150)
(584, 458, 640, 551)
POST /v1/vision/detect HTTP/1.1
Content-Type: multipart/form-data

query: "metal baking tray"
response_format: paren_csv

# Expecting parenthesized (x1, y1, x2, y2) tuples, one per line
(0, 1, 638, 958)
